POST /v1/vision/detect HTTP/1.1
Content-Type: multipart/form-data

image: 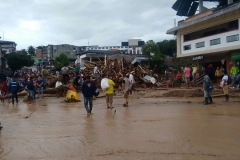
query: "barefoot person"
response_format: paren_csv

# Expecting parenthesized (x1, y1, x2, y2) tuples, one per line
(82, 75, 96, 116)
(122, 73, 131, 107)
(105, 75, 115, 109)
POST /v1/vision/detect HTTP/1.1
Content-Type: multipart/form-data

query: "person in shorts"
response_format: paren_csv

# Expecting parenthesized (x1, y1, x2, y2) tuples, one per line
(105, 75, 115, 109)
(36, 75, 44, 98)
(122, 73, 131, 107)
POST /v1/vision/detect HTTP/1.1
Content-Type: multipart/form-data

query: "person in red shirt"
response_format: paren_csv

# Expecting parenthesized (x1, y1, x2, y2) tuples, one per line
(176, 71, 182, 86)
(1, 81, 10, 103)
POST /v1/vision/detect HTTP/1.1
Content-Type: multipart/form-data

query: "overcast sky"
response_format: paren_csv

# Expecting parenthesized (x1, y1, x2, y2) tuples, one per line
(0, 0, 218, 50)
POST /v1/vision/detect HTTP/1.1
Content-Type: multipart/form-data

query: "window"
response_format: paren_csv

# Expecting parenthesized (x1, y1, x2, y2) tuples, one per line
(184, 45, 191, 51)
(106, 47, 108, 49)
(196, 42, 205, 48)
(117, 46, 120, 48)
(102, 47, 104, 49)
(210, 38, 220, 46)
(227, 34, 239, 43)
(98, 47, 101, 49)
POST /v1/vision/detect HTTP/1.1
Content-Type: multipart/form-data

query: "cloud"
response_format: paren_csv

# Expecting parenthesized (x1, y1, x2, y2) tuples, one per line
(0, 0, 218, 50)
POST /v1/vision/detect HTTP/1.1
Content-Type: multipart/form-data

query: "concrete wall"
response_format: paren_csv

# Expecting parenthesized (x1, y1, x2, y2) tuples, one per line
(176, 8, 240, 58)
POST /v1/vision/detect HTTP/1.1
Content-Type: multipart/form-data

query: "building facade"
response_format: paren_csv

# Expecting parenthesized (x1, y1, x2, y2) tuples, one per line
(0, 40, 17, 54)
(167, 1, 240, 73)
(79, 39, 145, 54)
(47, 44, 80, 60)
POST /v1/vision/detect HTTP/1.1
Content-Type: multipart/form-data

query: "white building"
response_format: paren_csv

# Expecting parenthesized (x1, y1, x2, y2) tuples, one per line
(167, 1, 240, 73)
(81, 39, 145, 54)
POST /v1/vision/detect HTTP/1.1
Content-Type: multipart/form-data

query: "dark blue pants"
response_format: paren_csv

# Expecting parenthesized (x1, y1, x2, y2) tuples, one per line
(84, 96, 93, 113)
(11, 91, 18, 103)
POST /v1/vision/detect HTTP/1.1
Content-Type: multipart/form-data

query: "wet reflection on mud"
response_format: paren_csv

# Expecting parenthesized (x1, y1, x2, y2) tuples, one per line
(0, 96, 240, 159)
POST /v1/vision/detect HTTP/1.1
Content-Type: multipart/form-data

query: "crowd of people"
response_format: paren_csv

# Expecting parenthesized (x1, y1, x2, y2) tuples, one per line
(1, 62, 239, 119)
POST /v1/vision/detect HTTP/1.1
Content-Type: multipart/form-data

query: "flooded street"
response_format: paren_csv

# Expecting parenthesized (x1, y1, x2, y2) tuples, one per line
(0, 94, 240, 160)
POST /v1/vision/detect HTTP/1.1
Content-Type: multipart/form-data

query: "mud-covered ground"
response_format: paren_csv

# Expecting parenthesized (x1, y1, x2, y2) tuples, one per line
(0, 88, 240, 160)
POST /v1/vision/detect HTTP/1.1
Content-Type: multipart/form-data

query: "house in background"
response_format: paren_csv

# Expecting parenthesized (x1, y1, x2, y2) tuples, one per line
(0, 40, 17, 54)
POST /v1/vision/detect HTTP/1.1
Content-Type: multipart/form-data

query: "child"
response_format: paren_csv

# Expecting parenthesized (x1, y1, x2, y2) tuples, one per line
(176, 71, 182, 86)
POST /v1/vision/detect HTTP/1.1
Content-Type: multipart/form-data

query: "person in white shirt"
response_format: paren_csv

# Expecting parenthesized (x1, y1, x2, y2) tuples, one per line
(129, 72, 134, 94)
(93, 64, 98, 78)
(221, 71, 229, 102)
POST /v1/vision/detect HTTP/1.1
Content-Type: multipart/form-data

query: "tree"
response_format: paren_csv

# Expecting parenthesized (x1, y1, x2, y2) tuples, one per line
(21, 49, 28, 54)
(157, 39, 176, 58)
(6, 53, 34, 72)
(54, 53, 69, 69)
(142, 40, 165, 73)
(28, 45, 35, 56)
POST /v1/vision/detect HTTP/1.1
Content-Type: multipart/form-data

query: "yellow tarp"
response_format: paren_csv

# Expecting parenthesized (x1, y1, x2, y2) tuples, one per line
(66, 90, 80, 101)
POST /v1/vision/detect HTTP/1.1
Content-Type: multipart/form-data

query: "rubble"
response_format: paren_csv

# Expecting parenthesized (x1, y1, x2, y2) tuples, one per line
(82, 57, 158, 88)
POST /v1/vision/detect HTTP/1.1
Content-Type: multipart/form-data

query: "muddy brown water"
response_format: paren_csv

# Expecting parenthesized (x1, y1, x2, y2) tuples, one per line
(0, 92, 240, 160)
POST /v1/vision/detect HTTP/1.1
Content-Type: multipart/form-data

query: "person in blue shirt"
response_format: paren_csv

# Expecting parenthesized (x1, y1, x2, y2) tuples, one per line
(8, 76, 19, 104)
(21, 77, 28, 88)
(82, 75, 96, 116)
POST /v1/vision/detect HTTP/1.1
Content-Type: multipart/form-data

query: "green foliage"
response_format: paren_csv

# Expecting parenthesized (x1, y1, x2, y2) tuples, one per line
(157, 39, 176, 57)
(36, 46, 47, 49)
(142, 40, 161, 58)
(171, 57, 193, 70)
(27, 45, 35, 56)
(142, 40, 164, 73)
(6, 53, 34, 72)
(21, 49, 28, 54)
(54, 53, 69, 69)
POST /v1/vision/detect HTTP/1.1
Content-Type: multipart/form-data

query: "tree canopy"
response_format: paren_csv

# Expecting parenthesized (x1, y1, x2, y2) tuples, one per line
(54, 53, 69, 69)
(142, 40, 164, 73)
(6, 53, 34, 72)
(21, 49, 28, 54)
(157, 39, 176, 58)
(27, 45, 35, 56)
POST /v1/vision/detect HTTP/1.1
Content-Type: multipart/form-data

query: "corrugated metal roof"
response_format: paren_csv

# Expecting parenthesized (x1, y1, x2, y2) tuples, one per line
(167, 2, 240, 34)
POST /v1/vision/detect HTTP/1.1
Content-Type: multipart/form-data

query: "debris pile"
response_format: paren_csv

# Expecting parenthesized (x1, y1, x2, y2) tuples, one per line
(83, 57, 157, 88)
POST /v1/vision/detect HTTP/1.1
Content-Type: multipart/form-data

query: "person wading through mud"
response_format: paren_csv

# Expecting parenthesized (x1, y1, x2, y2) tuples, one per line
(8, 76, 19, 104)
(203, 71, 213, 105)
(27, 77, 35, 104)
(122, 73, 131, 107)
(105, 75, 115, 109)
(82, 75, 96, 116)
(36, 75, 44, 98)
(41, 66, 48, 88)
(184, 65, 191, 88)
(129, 72, 135, 94)
(221, 71, 230, 102)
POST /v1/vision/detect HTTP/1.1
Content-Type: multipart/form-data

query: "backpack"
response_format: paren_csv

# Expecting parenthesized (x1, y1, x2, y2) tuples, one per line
(227, 75, 232, 85)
